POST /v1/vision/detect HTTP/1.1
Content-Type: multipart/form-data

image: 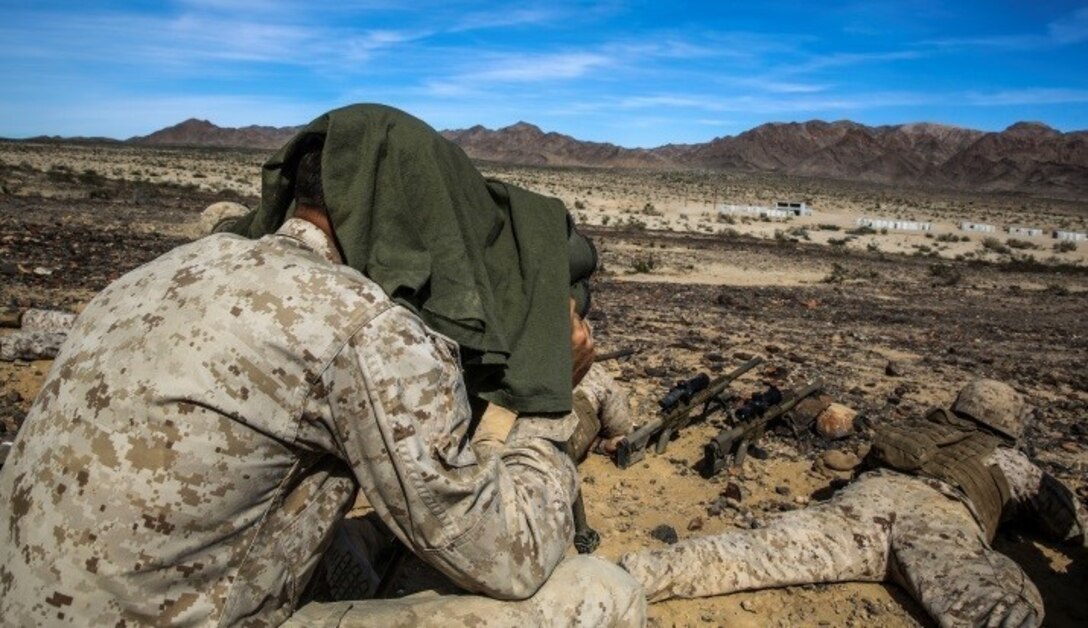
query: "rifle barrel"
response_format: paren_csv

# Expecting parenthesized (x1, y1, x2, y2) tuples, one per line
(702, 380, 823, 476)
(595, 347, 638, 362)
(615, 357, 764, 468)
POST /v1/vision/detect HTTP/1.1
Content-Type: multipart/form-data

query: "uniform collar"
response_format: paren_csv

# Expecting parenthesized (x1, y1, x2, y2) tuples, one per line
(275, 218, 343, 265)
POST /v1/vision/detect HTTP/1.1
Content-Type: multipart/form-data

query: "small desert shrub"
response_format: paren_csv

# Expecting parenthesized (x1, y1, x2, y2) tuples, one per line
(817, 224, 841, 231)
(630, 254, 657, 273)
(1005, 238, 1036, 250)
(929, 264, 962, 286)
(828, 237, 849, 247)
(1054, 240, 1078, 253)
(820, 263, 848, 283)
(785, 226, 809, 240)
(936, 233, 959, 242)
(981, 237, 1010, 255)
(574, 199, 585, 210)
(846, 225, 876, 236)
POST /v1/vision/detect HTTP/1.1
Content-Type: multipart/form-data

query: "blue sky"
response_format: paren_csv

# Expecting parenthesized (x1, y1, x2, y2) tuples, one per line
(2, 0, 1087, 147)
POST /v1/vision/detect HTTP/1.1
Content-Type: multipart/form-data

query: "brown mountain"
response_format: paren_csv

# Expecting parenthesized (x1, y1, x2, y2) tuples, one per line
(440, 122, 671, 169)
(127, 117, 1088, 197)
(129, 118, 299, 149)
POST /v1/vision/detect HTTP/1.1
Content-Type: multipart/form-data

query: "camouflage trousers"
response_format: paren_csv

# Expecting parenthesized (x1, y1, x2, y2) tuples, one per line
(286, 515, 646, 627)
(286, 555, 646, 627)
(620, 473, 1043, 628)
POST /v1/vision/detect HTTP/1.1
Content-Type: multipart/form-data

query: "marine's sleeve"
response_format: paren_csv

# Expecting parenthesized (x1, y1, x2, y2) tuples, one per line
(575, 363, 634, 439)
(990, 448, 1087, 545)
(320, 305, 579, 599)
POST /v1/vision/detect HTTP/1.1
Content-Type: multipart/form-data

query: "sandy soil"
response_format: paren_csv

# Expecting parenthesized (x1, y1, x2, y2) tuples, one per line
(2, 141, 1086, 627)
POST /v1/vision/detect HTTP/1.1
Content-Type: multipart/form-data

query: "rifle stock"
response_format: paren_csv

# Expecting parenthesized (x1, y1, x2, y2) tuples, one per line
(701, 381, 823, 477)
(615, 357, 763, 469)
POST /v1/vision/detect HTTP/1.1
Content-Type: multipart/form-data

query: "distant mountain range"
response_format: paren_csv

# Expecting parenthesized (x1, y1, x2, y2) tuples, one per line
(97, 117, 1087, 198)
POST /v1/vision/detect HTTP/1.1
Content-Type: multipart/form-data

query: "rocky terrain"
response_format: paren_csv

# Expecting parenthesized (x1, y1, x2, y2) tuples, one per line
(46, 115, 1086, 199)
(1, 141, 1086, 626)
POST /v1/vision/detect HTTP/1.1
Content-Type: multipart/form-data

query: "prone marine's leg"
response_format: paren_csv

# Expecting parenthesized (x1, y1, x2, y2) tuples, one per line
(889, 493, 1043, 628)
(619, 477, 899, 602)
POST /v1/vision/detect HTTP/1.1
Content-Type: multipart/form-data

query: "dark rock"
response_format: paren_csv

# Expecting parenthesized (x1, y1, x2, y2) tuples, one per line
(721, 482, 745, 502)
(649, 524, 678, 544)
(686, 517, 703, 531)
(733, 350, 754, 361)
(823, 449, 861, 471)
(884, 360, 905, 377)
(644, 366, 668, 378)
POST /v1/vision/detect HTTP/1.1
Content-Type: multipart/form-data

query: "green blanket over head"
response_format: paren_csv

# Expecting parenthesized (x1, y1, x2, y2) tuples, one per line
(226, 104, 573, 414)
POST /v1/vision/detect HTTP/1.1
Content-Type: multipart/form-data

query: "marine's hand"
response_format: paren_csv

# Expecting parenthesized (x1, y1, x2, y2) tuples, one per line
(980, 595, 1040, 628)
(570, 299, 595, 386)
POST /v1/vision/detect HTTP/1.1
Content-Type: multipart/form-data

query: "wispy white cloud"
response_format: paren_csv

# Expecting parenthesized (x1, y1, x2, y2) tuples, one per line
(0, 8, 422, 75)
(695, 118, 736, 126)
(474, 52, 612, 81)
(422, 51, 613, 94)
(450, 7, 561, 32)
(923, 6, 1088, 50)
(783, 50, 923, 74)
(725, 77, 829, 94)
(964, 88, 1088, 106)
(618, 95, 710, 109)
(1048, 7, 1088, 45)
(616, 90, 936, 114)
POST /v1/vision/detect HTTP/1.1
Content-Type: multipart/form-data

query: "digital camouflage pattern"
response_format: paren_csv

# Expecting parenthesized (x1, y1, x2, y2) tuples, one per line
(288, 555, 646, 628)
(0, 218, 629, 626)
(952, 379, 1027, 441)
(575, 364, 633, 442)
(621, 447, 1087, 628)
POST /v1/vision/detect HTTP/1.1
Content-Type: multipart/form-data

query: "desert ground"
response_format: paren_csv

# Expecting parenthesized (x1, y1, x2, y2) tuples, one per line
(1, 140, 1086, 626)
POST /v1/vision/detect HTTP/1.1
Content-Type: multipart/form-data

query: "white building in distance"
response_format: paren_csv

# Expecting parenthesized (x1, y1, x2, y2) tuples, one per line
(856, 217, 933, 232)
(960, 222, 996, 233)
(1006, 226, 1044, 237)
(1053, 230, 1088, 241)
(719, 204, 790, 220)
(719, 201, 813, 220)
(775, 201, 812, 216)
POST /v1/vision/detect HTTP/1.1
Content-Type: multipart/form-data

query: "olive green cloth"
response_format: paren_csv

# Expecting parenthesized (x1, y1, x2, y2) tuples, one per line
(226, 104, 573, 413)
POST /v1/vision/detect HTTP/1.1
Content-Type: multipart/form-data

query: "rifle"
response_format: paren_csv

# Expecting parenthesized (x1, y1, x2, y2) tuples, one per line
(701, 381, 823, 478)
(595, 347, 638, 362)
(615, 357, 763, 469)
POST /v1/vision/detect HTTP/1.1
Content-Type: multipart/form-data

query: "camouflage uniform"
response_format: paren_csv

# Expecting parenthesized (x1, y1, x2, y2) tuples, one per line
(575, 364, 633, 444)
(621, 447, 1086, 627)
(0, 218, 645, 627)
